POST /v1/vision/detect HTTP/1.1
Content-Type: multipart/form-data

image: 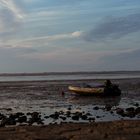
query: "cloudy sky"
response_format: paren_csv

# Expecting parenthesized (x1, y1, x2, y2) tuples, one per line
(0, 0, 140, 72)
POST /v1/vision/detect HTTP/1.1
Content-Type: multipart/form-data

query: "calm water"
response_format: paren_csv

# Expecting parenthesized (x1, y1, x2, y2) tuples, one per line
(0, 71, 140, 81)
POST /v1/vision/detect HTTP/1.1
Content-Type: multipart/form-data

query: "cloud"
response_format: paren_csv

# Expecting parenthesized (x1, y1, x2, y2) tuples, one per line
(19, 47, 103, 65)
(72, 31, 83, 37)
(98, 49, 140, 70)
(0, 0, 25, 34)
(0, 0, 25, 19)
(84, 13, 140, 42)
(14, 31, 83, 47)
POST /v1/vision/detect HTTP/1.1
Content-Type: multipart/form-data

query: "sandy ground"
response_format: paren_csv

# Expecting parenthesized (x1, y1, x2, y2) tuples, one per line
(0, 120, 139, 140)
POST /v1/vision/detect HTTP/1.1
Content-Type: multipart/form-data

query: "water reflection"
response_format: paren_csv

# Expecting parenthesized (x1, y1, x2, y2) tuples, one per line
(68, 96, 121, 106)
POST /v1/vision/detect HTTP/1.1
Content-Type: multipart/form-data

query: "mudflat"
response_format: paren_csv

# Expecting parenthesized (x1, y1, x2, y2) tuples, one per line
(0, 77, 139, 139)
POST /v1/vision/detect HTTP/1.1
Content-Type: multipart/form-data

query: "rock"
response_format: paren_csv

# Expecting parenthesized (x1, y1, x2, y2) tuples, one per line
(6, 108, 12, 111)
(74, 112, 82, 117)
(134, 103, 139, 107)
(81, 115, 88, 120)
(59, 111, 64, 115)
(126, 107, 135, 112)
(110, 111, 114, 114)
(86, 113, 92, 116)
(37, 120, 44, 125)
(68, 107, 72, 110)
(72, 115, 79, 121)
(116, 108, 125, 117)
(31, 112, 40, 118)
(0, 117, 16, 127)
(93, 106, 99, 110)
(0, 118, 7, 127)
(27, 112, 32, 116)
(28, 112, 42, 125)
(15, 112, 24, 118)
(49, 112, 59, 120)
(17, 116, 27, 123)
(135, 107, 140, 115)
(105, 105, 112, 111)
(66, 111, 71, 117)
(44, 116, 49, 119)
(0, 114, 6, 120)
(59, 116, 66, 120)
(125, 111, 135, 118)
(9, 114, 19, 120)
(96, 116, 101, 118)
(125, 107, 135, 118)
(88, 117, 95, 122)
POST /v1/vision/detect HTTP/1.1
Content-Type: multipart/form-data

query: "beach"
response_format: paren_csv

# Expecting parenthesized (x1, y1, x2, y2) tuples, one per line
(0, 72, 139, 139)
(0, 120, 139, 140)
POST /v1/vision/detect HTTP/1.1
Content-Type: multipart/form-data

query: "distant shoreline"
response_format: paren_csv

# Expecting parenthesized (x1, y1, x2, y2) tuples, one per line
(0, 70, 140, 76)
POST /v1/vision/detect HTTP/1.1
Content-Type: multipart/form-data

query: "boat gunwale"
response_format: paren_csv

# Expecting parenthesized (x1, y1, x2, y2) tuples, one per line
(68, 86, 104, 95)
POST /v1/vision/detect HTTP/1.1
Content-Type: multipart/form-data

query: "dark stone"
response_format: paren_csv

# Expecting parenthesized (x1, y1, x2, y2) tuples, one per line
(44, 116, 49, 119)
(15, 112, 24, 117)
(0, 118, 7, 127)
(68, 107, 71, 110)
(72, 115, 79, 121)
(134, 103, 139, 107)
(74, 112, 82, 117)
(105, 105, 112, 111)
(135, 107, 140, 115)
(0, 117, 16, 127)
(31, 112, 39, 118)
(27, 112, 32, 116)
(125, 107, 135, 118)
(66, 111, 71, 117)
(9, 114, 19, 120)
(28, 112, 42, 125)
(6, 108, 12, 111)
(93, 106, 99, 110)
(81, 115, 88, 120)
(126, 107, 135, 112)
(88, 117, 95, 122)
(116, 108, 125, 116)
(0, 114, 6, 120)
(17, 116, 27, 123)
(59, 111, 64, 115)
(86, 113, 92, 116)
(37, 120, 44, 125)
(110, 111, 114, 114)
(125, 111, 135, 118)
(59, 116, 66, 120)
(49, 112, 59, 120)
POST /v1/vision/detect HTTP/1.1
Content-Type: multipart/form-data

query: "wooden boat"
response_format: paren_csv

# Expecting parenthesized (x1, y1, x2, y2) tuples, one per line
(68, 86, 104, 96)
(68, 85, 121, 96)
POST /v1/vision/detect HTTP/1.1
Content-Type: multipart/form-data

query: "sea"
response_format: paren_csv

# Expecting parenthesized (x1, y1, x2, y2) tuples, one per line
(0, 71, 140, 81)
(0, 71, 140, 124)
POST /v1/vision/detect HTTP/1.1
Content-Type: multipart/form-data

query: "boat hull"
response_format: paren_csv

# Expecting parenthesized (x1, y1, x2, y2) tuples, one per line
(68, 86, 121, 96)
(68, 86, 104, 96)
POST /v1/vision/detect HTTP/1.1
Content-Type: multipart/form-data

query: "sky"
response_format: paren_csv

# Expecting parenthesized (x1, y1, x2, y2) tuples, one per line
(0, 0, 140, 72)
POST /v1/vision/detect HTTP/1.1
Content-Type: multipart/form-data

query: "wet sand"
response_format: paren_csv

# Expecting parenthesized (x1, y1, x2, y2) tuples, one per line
(0, 78, 140, 139)
(0, 120, 139, 140)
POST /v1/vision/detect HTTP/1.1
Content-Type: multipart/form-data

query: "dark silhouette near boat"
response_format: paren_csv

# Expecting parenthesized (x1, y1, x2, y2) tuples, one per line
(104, 80, 121, 96)
(68, 80, 121, 96)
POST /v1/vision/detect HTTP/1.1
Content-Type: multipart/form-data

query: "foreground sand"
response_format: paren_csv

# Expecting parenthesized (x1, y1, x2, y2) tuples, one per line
(0, 120, 139, 140)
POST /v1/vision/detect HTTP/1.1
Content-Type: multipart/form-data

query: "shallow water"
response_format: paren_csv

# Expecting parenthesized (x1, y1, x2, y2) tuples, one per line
(0, 71, 140, 81)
